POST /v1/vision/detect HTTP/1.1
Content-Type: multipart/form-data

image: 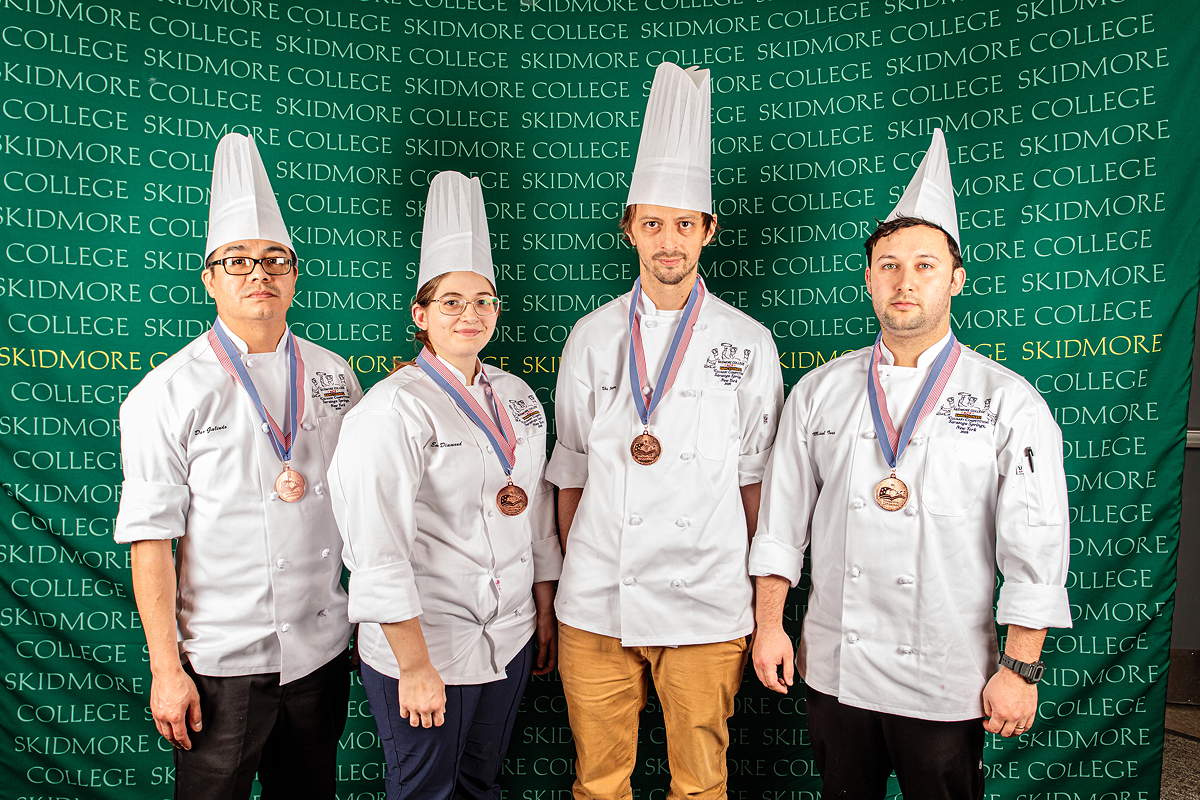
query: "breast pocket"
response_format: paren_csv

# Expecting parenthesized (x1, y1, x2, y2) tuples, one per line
(696, 389, 738, 461)
(920, 437, 995, 516)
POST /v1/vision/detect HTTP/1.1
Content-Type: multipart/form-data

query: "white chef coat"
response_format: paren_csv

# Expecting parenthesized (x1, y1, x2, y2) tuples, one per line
(750, 332, 1072, 721)
(547, 289, 784, 646)
(328, 357, 563, 684)
(115, 320, 362, 684)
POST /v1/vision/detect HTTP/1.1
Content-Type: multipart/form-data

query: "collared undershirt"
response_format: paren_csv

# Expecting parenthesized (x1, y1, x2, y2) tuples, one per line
(876, 331, 952, 430)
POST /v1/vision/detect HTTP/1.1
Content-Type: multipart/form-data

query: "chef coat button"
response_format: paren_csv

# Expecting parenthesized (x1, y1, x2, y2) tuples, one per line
(679, 451, 694, 461)
(670, 579, 683, 588)
(318, 609, 327, 617)
(276, 558, 286, 570)
(302, 422, 315, 431)
(897, 575, 915, 585)
(642, 385, 652, 395)
(674, 517, 690, 528)
(520, 554, 529, 563)
(904, 504, 917, 517)
(911, 435, 925, 445)
(321, 548, 331, 558)
(314, 484, 325, 496)
(850, 498, 865, 511)
(244, 358, 254, 367)
(517, 436, 526, 444)
(622, 576, 636, 586)
(280, 623, 290, 633)
(645, 319, 657, 328)
(629, 515, 643, 526)
(850, 565, 862, 579)
(261, 423, 271, 433)
(487, 510, 496, 519)
(846, 632, 860, 644)
(897, 645, 914, 655)
(486, 445, 494, 454)
(861, 431, 876, 439)
(269, 491, 279, 501)
(681, 388, 696, 398)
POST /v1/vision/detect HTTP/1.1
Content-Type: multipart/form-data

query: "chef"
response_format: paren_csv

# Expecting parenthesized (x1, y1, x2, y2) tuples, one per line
(114, 133, 362, 799)
(546, 62, 784, 800)
(749, 129, 1072, 799)
(328, 171, 562, 800)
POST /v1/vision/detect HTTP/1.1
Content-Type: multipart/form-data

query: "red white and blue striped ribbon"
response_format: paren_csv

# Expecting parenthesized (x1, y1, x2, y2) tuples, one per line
(416, 348, 518, 476)
(208, 321, 306, 464)
(627, 276, 706, 427)
(866, 332, 960, 468)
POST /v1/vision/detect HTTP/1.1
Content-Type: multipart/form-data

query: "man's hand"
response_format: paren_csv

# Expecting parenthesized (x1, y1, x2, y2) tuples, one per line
(981, 667, 1037, 736)
(398, 662, 447, 728)
(150, 667, 202, 750)
(752, 624, 795, 694)
(532, 582, 558, 675)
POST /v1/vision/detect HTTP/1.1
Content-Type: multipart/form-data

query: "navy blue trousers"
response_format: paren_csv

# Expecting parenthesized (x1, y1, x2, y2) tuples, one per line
(361, 639, 533, 800)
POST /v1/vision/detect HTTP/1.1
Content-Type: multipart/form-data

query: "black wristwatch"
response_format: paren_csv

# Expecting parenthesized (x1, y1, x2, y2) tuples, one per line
(999, 653, 1045, 684)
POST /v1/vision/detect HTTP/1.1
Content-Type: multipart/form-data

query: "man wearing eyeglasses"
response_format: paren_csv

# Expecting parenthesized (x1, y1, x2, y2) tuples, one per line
(114, 134, 362, 800)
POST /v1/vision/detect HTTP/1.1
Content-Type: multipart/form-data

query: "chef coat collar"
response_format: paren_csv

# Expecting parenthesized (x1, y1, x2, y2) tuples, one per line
(635, 284, 690, 317)
(429, 351, 492, 388)
(878, 329, 952, 370)
(213, 317, 289, 356)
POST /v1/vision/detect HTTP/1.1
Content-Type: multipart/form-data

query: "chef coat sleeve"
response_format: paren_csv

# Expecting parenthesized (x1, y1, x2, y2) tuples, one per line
(748, 384, 817, 586)
(994, 395, 1072, 630)
(545, 329, 592, 489)
(114, 384, 190, 544)
(328, 405, 426, 624)
(529, 395, 564, 582)
(737, 333, 785, 486)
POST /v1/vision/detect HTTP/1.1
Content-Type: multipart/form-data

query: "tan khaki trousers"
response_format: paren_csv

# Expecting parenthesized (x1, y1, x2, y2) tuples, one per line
(557, 623, 748, 800)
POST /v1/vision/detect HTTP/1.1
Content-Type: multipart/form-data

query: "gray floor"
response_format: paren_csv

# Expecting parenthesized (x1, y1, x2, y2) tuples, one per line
(1161, 705, 1200, 799)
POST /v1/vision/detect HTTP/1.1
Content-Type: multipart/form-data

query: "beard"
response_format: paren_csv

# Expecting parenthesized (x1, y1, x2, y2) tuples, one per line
(874, 292, 950, 337)
(642, 250, 697, 285)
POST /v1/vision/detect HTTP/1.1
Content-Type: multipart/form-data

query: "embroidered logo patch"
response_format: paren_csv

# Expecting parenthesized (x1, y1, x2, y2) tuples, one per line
(936, 392, 997, 434)
(704, 343, 751, 386)
(311, 371, 351, 411)
(507, 395, 545, 428)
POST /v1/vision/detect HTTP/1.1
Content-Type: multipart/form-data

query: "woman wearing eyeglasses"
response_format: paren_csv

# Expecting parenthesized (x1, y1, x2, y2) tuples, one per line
(328, 172, 562, 800)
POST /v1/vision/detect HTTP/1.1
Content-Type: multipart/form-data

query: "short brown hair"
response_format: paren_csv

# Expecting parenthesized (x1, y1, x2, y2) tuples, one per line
(864, 217, 962, 272)
(619, 205, 717, 242)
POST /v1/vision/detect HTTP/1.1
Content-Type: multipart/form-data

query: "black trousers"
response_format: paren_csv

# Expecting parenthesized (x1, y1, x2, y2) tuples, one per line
(174, 652, 350, 800)
(806, 687, 984, 800)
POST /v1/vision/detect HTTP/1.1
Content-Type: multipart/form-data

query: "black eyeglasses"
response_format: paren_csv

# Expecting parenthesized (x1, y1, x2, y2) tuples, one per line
(206, 256, 296, 275)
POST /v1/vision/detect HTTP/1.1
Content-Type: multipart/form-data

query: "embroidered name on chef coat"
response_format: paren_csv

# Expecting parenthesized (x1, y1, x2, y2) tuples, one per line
(311, 371, 352, 411)
(704, 342, 751, 386)
(936, 391, 998, 434)
(508, 395, 545, 429)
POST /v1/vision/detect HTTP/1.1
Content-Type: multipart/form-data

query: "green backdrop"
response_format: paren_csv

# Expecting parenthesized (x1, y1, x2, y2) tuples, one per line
(1, 0, 1196, 797)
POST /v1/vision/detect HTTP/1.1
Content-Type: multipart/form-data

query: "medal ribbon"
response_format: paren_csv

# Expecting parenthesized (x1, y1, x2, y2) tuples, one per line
(866, 333, 961, 468)
(208, 321, 306, 463)
(627, 276, 706, 427)
(417, 348, 518, 476)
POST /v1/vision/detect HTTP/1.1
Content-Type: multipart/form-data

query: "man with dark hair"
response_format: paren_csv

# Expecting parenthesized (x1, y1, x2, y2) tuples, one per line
(749, 129, 1072, 799)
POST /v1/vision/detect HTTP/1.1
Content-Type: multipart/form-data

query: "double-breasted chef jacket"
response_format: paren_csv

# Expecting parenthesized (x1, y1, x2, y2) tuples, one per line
(547, 289, 784, 647)
(115, 320, 362, 684)
(328, 357, 563, 685)
(750, 332, 1072, 721)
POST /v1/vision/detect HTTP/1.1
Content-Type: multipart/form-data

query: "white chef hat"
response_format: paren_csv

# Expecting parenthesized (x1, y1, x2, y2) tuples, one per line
(418, 171, 495, 290)
(626, 62, 712, 214)
(886, 128, 960, 244)
(205, 133, 293, 260)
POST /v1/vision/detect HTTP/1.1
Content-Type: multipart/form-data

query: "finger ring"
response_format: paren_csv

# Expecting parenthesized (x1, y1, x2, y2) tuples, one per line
(1015, 726, 1026, 731)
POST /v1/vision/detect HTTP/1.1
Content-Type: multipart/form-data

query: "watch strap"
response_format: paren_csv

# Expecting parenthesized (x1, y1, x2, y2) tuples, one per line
(999, 653, 1045, 684)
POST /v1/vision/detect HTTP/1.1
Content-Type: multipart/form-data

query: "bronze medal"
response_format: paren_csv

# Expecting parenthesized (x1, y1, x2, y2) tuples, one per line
(873, 474, 909, 512)
(275, 466, 306, 503)
(496, 483, 528, 516)
(630, 432, 662, 465)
